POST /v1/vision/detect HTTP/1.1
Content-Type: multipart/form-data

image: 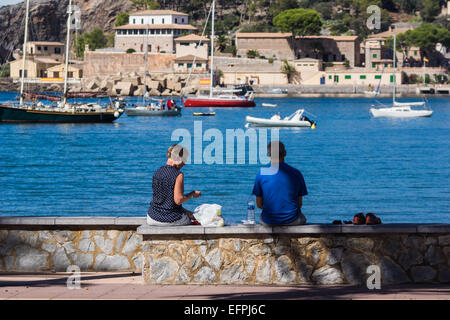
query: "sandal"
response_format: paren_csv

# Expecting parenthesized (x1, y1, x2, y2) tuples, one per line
(366, 213, 381, 225)
(353, 212, 366, 225)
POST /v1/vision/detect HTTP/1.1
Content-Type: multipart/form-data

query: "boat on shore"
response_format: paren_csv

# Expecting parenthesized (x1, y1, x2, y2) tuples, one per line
(246, 109, 316, 128)
(0, 0, 123, 123)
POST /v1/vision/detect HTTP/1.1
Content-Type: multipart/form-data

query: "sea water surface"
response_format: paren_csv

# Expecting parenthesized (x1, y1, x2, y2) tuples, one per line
(0, 92, 448, 224)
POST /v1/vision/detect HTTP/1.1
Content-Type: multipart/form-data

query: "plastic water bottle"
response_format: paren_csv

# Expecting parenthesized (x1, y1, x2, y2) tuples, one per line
(246, 197, 256, 224)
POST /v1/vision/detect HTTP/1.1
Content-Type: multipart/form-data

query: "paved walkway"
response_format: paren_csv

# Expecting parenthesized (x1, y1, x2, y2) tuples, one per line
(0, 272, 449, 300)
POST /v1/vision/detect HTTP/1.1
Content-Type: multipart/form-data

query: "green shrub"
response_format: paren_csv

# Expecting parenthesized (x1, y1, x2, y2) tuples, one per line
(126, 48, 136, 53)
(0, 63, 10, 78)
(247, 50, 259, 59)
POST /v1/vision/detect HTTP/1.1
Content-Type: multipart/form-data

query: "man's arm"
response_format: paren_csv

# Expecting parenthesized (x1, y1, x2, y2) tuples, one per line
(256, 196, 263, 209)
(298, 196, 303, 209)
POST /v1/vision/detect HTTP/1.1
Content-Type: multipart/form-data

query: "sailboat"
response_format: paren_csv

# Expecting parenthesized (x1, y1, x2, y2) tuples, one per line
(0, 0, 124, 123)
(125, 24, 181, 117)
(370, 34, 432, 118)
(182, 0, 256, 108)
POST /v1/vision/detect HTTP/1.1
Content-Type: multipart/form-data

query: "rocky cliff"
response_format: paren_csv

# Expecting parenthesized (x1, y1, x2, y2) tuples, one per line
(0, 0, 134, 64)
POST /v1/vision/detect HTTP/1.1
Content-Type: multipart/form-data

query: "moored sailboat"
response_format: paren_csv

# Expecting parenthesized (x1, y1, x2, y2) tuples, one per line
(182, 0, 256, 108)
(369, 34, 432, 118)
(0, 0, 123, 123)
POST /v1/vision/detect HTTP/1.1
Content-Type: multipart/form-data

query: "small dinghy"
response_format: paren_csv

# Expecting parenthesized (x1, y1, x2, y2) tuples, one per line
(125, 104, 181, 116)
(262, 103, 277, 107)
(193, 112, 216, 116)
(246, 109, 316, 128)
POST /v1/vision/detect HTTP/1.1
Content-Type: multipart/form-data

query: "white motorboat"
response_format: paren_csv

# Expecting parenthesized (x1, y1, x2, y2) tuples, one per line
(262, 103, 278, 107)
(370, 34, 433, 118)
(125, 103, 181, 116)
(246, 109, 316, 128)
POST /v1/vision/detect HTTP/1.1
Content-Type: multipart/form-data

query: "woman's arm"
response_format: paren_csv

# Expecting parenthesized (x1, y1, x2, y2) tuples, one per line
(173, 173, 201, 205)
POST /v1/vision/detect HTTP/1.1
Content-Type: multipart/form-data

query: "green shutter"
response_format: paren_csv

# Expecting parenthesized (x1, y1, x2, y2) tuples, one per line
(372, 53, 377, 58)
(360, 75, 366, 79)
(375, 75, 382, 79)
(390, 75, 394, 83)
(345, 75, 351, 80)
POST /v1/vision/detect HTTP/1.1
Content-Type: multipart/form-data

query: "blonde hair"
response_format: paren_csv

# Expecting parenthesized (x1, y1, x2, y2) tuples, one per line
(167, 144, 189, 165)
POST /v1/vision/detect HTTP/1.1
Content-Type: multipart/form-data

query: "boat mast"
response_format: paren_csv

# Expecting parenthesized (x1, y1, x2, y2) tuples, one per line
(393, 34, 396, 105)
(209, 0, 215, 98)
(62, 0, 73, 106)
(143, 23, 149, 104)
(19, 0, 31, 106)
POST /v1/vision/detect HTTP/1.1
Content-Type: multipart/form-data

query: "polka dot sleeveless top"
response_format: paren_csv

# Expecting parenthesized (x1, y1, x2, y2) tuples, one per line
(148, 165, 184, 222)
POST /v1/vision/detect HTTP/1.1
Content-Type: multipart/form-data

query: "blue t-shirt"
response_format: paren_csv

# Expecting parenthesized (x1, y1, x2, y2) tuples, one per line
(252, 162, 307, 224)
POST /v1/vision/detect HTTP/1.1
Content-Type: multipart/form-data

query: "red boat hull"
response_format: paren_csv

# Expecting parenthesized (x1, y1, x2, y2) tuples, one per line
(183, 97, 256, 108)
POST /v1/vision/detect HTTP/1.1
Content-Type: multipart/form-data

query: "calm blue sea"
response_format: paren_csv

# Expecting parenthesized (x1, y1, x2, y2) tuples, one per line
(0, 92, 449, 224)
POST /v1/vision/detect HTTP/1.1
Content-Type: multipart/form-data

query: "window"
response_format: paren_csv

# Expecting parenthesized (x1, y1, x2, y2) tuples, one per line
(134, 30, 138, 35)
(196, 63, 202, 68)
(187, 63, 192, 68)
(180, 42, 189, 46)
(19, 70, 28, 77)
(414, 51, 418, 56)
(54, 47, 61, 54)
(178, 63, 184, 67)
(156, 29, 160, 35)
(152, 19, 154, 24)
(372, 63, 376, 68)
(372, 53, 377, 58)
(44, 46, 48, 51)
(175, 18, 178, 23)
(360, 75, 366, 79)
(345, 75, 351, 79)
(182, 18, 184, 23)
(162, 18, 165, 24)
(162, 29, 166, 35)
(141, 19, 144, 24)
(139, 29, 144, 34)
(390, 75, 394, 83)
(68, 72, 74, 78)
(375, 75, 382, 79)
(150, 30, 155, 34)
(384, 63, 388, 67)
(133, 19, 136, 24)
(334, 75, 339, 82)
(54, 72, 59, 78)
(37, 46, 42, 51)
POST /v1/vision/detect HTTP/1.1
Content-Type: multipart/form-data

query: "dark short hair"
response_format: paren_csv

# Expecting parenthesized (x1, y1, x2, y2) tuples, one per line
(267, 141, 286, 158)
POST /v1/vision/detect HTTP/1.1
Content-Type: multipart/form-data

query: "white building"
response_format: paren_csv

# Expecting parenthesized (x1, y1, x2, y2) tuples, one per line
(114, 10, 197, 54)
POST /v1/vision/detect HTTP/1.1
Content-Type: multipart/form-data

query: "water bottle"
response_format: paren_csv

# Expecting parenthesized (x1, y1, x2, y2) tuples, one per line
(246, 197, 256, 224)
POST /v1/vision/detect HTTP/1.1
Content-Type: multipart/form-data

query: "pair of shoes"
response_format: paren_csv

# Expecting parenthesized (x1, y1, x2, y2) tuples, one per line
(190, 220, 201, 225)
(352, 212, 366, 225)
(352, 212, 382, 225)
(366, 212, 381, 225)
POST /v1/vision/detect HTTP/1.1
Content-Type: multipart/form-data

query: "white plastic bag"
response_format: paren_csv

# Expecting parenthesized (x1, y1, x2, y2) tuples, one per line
(193, 204, 225, 227)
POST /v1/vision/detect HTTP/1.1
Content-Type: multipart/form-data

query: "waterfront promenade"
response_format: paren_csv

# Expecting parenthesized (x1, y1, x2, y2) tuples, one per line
(1, 272, 449, 300)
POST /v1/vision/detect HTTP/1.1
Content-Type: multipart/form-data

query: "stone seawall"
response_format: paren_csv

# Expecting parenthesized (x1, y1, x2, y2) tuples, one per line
(0, 217, 145, 273)
(1, 218, 449, 286)
(138, 224, 450, 285)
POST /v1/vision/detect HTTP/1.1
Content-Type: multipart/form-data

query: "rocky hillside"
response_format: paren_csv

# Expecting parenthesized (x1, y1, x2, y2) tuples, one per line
(0, 0, 134, 63)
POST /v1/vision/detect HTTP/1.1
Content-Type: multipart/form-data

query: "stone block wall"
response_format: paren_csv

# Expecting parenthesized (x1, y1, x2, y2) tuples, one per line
(139, 225, 450, 285)
(0, 217, 145, 272)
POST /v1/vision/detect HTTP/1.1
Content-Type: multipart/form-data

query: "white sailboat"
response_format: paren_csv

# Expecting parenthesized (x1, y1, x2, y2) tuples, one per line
(370, 34, 432, 118)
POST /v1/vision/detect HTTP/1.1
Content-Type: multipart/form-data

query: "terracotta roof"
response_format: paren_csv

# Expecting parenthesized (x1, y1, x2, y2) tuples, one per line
(296, 35, 359, 41)
(28, 41, 64, 46)
(235, 33, 292, 38)
(174, 55, 208, 62)
(114, 24, 197, 30)
(131, 10, 188, 16)
(368, 28, 412, 39)
(175, 34, 209, 42)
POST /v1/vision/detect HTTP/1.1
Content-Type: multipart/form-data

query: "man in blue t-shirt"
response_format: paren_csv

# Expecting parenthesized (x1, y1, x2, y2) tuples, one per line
(252, 141, 307, 225)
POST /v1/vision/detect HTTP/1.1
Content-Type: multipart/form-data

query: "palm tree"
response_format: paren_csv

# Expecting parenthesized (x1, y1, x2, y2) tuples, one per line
(216, 34, 228, 52)
(281, 60, 299, 84)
